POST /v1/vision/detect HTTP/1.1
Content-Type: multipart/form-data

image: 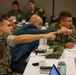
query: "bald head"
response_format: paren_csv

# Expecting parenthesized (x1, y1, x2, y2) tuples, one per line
(30, 15, 42, 23)
(30, 15, 43, 30)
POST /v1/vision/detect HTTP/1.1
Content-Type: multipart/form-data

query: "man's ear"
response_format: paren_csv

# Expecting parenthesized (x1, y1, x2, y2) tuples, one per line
(33, 21, 36, 26)
(61, 20, 63, 24)
(61, 20, 64, 26)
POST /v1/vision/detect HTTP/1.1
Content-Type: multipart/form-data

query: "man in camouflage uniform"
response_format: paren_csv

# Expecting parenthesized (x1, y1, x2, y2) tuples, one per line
(1, 14, 20, 34)
(0, 14, 73, 74)
(26, 0, 45, 21)
(48, 11, 76, 51)
(8, 1, 25, 22)
(0, 19, 13, 75)
(0, 35, 12, 75)
(0, 19, 22, 75)
(1, 14, 22, 75)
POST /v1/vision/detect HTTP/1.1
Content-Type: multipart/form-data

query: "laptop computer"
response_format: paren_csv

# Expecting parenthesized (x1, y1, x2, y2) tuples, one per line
(49, 64, 61, 75)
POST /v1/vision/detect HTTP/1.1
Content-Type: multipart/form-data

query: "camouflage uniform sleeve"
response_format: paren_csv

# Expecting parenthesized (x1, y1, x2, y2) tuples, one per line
(48, 39, 65, 49)
(49, 23, 56, 29)
(48, 22, 65, 48)
(71, 24, 75, 31)
(13, 25, 20, 34)
(45, 46, 64, 59)
(69, 33, 76, 44)
(68, 25, 76, 44)
(48, 23, 57, 48)
(7, 35, 16, 46)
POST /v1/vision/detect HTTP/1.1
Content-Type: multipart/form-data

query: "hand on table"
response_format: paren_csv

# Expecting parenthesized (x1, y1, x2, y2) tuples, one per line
(65, 42, 74, 49)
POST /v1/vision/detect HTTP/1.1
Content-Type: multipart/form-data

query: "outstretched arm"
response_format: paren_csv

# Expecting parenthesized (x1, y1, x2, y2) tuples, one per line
(7, 32, 57, 46)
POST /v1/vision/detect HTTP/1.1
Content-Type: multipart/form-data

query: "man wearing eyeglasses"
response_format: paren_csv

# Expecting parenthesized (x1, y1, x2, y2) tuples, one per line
(48, 11, 76, 49)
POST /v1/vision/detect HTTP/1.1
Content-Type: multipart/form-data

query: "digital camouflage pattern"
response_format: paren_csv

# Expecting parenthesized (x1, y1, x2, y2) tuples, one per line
(0, 34, 10, 74)
(8, 9, 25, 22)
(12, 25, 20, 34)
(48, 22, 76, 48)
(46, 22, 76, 59)
(0, 34, 22, 75)
(25, 7, 45, 21)
(45, 46, 64, 59)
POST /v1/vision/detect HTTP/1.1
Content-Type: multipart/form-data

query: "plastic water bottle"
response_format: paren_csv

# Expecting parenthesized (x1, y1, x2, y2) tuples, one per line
(57, 61, 66, 75)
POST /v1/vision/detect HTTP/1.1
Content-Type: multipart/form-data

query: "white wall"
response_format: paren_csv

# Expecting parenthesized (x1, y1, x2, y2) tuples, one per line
(0, 0, 76, 23)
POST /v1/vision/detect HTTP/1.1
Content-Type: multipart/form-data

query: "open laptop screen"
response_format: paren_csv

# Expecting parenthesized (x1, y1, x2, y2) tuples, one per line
(49, 64, 60, 75)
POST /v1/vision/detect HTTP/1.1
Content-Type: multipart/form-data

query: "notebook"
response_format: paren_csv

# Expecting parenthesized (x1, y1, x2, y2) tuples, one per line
(49, 64, 60, 75)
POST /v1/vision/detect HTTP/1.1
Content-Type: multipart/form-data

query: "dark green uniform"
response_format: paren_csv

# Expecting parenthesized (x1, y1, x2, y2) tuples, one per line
(0, 34, 11, 74)
(13, 25, 20, 34)
(25, 7, 45, 21)
(46, 22, 76, 59)
(48, 22, 76, 47)
(8, 9, 25, 22)
(0, 34, 22, 75)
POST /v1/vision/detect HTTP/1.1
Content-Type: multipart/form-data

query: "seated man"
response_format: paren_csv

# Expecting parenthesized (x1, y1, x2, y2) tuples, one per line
(1, 14, 20, 34)
(26, 0, 45, 21)
(48, 11, 76, 50)
(0, 19, 56, 75)
(0, 18, 56, 75)
(0, 19, 13, 75)
(9, 14, 72, 74)
(8, 0, 25, 22)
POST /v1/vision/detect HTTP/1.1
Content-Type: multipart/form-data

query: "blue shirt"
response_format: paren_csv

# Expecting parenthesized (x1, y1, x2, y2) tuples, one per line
(10, 24, 57, 63)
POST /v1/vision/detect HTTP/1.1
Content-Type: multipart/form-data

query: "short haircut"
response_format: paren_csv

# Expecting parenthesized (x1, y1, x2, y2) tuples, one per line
(59, 11, 72, 22)
(28, 0, 35, 4)
(0, 19, 4, 26)
(1, 14, 11, 20)
(12, 0, 19, 6)
(0, 17, 9, 26)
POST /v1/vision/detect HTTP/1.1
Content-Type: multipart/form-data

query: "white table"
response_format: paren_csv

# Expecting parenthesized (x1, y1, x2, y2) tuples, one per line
(61, 45, 76, 58)
(30, 46, 76, 58)
(23, 45, 76, 75)
(23, 56, 76, 75)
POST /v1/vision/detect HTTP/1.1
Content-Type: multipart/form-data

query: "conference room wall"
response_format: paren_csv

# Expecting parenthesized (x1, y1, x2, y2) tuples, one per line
(0, 0, 76, 23)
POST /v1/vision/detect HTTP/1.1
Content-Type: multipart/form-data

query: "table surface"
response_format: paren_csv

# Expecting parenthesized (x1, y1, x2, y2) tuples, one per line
(23, 45, 76, 75)
(30, 46, 76, 58)
(23, 56, 76, 75)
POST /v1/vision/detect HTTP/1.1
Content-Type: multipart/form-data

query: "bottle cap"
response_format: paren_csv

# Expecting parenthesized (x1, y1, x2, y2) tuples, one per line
(58, 61, 65, 65)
